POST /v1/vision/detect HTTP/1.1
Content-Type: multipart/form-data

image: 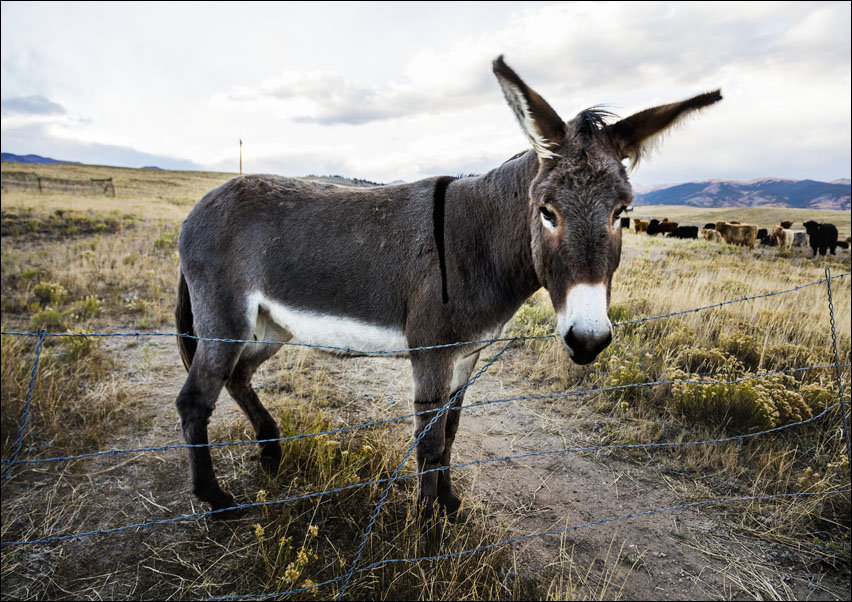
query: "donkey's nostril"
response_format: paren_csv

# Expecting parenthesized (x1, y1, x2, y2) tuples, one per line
(564, 326, 580, 352)
(564, 326, 612, 365)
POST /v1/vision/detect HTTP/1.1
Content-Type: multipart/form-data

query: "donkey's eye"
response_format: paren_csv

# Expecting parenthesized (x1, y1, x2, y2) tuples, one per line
(539, 206, 557, 228)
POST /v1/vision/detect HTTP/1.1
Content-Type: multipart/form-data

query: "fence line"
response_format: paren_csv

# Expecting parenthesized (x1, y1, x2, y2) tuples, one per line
(3, 362, 847, 467)
(0, 172, 115, 196)
(5, 397, 847, 548)
(1, 272, 848, 356)
(1, 270, 850, 598)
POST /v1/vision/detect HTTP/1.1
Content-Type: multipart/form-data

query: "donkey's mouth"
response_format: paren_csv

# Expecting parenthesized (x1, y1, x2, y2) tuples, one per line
(562, 326, 612, 365)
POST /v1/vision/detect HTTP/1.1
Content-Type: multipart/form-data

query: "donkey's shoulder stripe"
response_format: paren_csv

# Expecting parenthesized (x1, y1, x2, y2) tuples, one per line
(433, 176, 457, 304)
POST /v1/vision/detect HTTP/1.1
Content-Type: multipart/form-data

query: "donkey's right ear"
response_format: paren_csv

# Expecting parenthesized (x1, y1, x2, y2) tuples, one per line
(493, 55, 566, 161)
(606, 90, 722, 170)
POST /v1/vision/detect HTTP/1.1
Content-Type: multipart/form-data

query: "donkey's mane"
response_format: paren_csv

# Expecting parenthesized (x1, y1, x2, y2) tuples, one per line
(575, 106, 620, 138)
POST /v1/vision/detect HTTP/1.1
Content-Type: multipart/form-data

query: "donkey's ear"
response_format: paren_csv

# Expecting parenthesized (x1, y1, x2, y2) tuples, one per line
(606, 90, 722, 170)
(493, 55, 566, 161)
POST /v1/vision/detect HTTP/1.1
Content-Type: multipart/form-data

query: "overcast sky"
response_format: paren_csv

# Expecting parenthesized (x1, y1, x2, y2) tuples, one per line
(2, 1, 850, 186)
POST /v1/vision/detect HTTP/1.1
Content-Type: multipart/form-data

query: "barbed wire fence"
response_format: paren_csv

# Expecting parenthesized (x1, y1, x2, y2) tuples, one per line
(1, 268, 850, 599)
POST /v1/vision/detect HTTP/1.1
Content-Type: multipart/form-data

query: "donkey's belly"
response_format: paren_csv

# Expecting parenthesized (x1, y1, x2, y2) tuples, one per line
(248, 291, 408, 356)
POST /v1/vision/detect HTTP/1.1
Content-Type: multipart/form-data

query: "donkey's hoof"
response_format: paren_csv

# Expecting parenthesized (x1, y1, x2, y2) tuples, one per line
(257, 448, 282, 475)
(438, 493, 464, 523)
(207, 492, 243, 520)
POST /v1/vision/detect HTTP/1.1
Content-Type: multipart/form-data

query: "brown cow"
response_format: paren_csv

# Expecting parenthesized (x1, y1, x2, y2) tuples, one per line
(634, 218, 649, 232)
(716, 221, 758, 249)
(701, 228, 724, 243)
(771, 225, 793, 249)
(780, 220, 793, 229)
(658, 219, 679, 234)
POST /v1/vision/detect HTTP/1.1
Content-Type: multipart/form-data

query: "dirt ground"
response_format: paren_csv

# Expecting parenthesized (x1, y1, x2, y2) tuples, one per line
(4, 333, 850, 600)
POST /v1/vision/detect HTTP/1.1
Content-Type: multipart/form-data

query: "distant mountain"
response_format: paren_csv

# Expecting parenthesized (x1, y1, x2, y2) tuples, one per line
(634, 178, 850, 210)
(1, 152, 79, 165)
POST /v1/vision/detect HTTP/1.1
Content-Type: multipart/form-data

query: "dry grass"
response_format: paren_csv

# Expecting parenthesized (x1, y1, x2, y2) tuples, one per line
(2, 162, 851, 600)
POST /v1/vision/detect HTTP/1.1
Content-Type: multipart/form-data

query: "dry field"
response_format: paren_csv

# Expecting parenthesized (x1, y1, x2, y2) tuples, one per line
(1, 161, 850, 600)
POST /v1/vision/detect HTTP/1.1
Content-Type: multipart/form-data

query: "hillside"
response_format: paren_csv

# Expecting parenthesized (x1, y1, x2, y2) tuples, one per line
(635, 178, 851, 210)
(1, 152, 79, 165)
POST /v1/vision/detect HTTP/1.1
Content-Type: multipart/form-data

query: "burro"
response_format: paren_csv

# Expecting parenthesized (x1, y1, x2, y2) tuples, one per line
(175, 56, 722, 517)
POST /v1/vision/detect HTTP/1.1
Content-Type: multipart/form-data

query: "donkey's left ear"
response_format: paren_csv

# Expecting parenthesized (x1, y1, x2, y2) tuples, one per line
(493, 55, 566, 161)
(606, 90, 722, 170)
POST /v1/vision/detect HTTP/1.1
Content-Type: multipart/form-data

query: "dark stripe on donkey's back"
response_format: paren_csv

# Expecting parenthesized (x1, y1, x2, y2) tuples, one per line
(433, 176, 457, 304)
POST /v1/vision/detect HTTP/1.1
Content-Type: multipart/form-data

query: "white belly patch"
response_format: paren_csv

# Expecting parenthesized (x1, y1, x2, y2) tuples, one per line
(247, 291, 408, 355)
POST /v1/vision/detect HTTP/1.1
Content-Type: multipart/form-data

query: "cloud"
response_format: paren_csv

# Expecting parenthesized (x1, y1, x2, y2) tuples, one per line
(218, 68, 492, 126)
(216, 2, 849, 132)
(1, 95, 66, 117)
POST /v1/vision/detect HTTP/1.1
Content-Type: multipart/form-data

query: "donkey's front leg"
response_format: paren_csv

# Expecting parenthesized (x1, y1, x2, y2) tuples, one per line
(436, 352, 480, 517)
(410, 352, 454, 518)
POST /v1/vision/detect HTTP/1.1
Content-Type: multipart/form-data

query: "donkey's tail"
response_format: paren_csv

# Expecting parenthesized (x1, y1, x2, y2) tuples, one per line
(176, 270, 197, 371)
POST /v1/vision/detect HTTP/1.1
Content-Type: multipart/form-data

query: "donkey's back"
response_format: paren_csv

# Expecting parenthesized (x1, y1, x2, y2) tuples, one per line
(180, 174, 443, 346)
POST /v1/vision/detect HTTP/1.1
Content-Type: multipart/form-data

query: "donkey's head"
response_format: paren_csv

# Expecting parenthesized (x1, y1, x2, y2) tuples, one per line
(493, 56, 721, 364)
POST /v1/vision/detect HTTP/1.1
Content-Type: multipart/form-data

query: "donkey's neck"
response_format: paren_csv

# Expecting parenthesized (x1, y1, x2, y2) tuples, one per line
(444, 150, 542, 326)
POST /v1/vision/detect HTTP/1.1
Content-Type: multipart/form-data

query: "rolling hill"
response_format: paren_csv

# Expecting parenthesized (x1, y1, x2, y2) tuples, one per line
(634, 178, 850, 210)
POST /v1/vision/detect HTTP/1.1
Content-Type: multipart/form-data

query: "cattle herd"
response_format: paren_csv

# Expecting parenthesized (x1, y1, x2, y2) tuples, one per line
(630, 216, 850, 256)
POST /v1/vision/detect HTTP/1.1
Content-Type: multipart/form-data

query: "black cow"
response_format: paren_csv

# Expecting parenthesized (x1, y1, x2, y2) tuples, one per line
(802, 221, 838, 256)
(667, 226, 698, 239)
(757, 228, 767, 240)
(703, 223, 716, 230)
(646, 219, 661, 236)
(838, 240, 849, 250)
(620, 216, 631, 228)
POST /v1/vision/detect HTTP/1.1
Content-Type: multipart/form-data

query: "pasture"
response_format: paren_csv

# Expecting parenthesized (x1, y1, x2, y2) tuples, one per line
(1, 161, 850, 600)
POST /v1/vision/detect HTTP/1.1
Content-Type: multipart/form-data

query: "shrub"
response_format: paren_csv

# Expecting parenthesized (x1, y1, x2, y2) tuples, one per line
(30, 308, 66, 331)
(61, 328, 102, 363)
(32, 281, 67, 307)
(719, 332, 762, 371)
(69, 295, 103, 320)
(674, 346, 740, 375)
(667, 370, 821, 433)
(667, 369, 777, 432)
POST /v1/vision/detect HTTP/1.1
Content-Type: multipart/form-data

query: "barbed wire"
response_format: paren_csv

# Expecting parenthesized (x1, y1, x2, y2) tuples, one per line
(3, 398, 847, 547)
(2, 272, 849, 355)
(0, 330, 45, 484)
(2, 362, 848, 468)
(1, 270, 850, 601)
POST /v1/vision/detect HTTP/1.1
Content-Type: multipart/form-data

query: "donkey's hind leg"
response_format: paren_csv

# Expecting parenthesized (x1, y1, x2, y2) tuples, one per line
(176, 338, 245, 513)
(226, 342, 283, 475)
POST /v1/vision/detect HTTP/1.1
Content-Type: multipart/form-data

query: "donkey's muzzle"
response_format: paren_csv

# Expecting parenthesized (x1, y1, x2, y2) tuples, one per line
(563, 326, 612, 365)
(557, 283, 613, 365)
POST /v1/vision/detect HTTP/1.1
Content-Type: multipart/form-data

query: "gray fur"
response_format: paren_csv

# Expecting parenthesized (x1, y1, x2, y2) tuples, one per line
(175, 56, 722, 516)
